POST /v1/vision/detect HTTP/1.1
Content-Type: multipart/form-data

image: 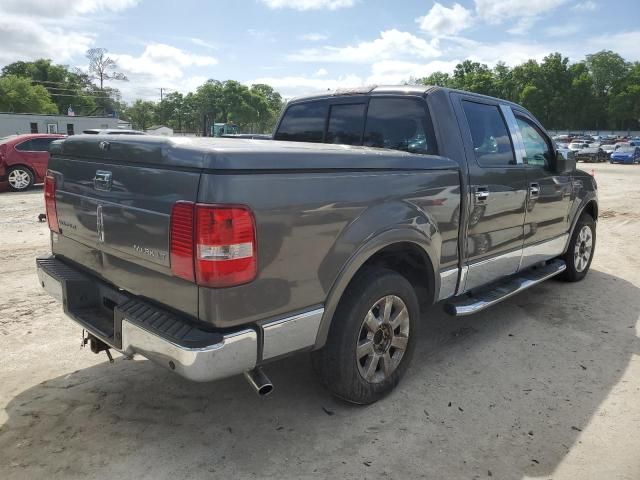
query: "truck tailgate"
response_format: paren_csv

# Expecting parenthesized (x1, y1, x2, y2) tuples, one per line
(48, 135, 203, 318)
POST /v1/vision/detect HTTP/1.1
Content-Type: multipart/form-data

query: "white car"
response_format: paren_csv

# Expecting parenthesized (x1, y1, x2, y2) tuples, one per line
(568, 142, 589, 151)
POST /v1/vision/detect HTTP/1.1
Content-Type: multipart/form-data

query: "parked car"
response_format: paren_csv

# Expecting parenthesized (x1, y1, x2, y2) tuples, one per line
(555, 143, 574, 161)
(38, 86, 597, 404)
(575, 145, 607, 163)
(601, 144, 616, 157)
(568, 141, 589, 152)
(610, 146, 640, 164)
(0, 133, 65, 191)
(82, 129, 146, 135)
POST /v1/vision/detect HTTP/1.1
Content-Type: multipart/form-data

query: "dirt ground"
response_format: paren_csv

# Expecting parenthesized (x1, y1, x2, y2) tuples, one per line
(0, 162, 639, 480)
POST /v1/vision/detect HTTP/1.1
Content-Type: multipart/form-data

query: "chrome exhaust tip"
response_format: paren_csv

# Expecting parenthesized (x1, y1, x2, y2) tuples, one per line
(244, 367, 274, 396)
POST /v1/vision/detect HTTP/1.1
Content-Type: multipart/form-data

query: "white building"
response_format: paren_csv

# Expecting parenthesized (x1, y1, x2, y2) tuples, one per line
(145, 125, 174, 136)
(0, 112, 118, 137)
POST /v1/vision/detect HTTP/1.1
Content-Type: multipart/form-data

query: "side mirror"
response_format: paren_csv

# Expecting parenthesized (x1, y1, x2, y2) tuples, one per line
(554, 150, 576, 174)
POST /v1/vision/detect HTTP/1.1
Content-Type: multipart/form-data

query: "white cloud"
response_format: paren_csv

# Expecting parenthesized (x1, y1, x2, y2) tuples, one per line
(366, 60, 461, 85)
(544, 23, 582, 37)
(259, 0, 356, 10)
(474, 0, 568, 33)
(101, 44, 218, 101)
(300, 33, 329, 41)
(0, 0, 139, 18)
(189, 37, 217, 50)
(315, 68, 329, 76)
(572, 1, 597, 11)
(0, 0, 137, 65)
(0, 14, 94, 65)
(417, 3, 474, 37)
(474, 0, 568, 21)
(246, 73, 364, 98)
(506, 16, 538, 35)
(287, 29, 441, 63)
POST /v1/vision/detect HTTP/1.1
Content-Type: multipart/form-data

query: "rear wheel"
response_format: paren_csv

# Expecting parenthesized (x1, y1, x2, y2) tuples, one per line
(7, 166, 34, 191)
(312, 268, 419, 404)
(559, 213, 595, 282)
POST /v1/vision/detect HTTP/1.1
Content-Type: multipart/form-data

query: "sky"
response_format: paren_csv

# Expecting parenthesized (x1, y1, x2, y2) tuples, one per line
(1, 0, 639, 102)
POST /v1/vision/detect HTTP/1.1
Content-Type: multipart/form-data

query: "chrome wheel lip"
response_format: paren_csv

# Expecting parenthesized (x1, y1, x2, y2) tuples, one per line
(574, 225, 593, 273)
(356, 295, 410, 384)
(8, 169, 31, 190)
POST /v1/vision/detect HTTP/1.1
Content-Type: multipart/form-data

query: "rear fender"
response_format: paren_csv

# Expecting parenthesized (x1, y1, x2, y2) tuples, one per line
(314, 201, 441, 349)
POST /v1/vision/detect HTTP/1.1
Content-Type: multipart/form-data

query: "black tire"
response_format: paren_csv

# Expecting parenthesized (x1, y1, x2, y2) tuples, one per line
(7, 166, 35, 192)
(312, 268, 419, 405)
(559, 213, 595, 282)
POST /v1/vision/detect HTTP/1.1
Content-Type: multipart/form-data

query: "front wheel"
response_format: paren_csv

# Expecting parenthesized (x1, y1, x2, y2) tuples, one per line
(312, 268, 419, 404)
(559, 213, 595, 282)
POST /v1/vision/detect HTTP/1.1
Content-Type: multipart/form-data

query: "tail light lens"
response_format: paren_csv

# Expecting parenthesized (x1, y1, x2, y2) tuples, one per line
(44, 172, 60, 233)
(170, 202, 257, 288)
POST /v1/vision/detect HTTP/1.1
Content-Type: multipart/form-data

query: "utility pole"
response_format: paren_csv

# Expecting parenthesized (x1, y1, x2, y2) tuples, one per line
(159, 87, 172, 125)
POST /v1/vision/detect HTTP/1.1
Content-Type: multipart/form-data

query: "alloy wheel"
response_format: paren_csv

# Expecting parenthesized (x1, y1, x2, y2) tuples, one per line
(356, 295, 410, 383)
(8, 169, 31, 190)
(574, 225, 593, 272)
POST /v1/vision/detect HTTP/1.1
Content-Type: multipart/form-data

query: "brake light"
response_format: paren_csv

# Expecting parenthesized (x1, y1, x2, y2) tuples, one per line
(44, 172, 60, 233)
(170, 202, 257, 288)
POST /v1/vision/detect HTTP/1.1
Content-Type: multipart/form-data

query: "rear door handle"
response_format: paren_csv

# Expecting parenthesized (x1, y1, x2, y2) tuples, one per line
(529, 183, 540, 197)
(474, 186, 490, 202)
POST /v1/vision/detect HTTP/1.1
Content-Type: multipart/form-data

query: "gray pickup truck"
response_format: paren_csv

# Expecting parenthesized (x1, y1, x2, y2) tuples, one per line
(37, 86, 597, 404)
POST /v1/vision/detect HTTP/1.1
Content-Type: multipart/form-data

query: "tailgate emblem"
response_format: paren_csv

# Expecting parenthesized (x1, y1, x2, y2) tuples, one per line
(96, 204, 105, 243)
(94, 170, 112, 191)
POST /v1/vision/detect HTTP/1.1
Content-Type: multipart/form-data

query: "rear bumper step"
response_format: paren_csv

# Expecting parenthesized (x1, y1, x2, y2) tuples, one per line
(36, 256, 258, 382)
(445, 259, 567, 316)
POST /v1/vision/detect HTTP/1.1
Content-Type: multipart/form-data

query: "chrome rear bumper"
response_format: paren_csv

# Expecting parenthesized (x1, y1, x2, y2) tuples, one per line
(37, 256, 257, 382)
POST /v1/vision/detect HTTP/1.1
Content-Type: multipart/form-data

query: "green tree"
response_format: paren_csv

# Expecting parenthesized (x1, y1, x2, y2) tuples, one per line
(1, 59, 98, 115)
(0, 75, 58, 113)
(127, 100, 157, 131)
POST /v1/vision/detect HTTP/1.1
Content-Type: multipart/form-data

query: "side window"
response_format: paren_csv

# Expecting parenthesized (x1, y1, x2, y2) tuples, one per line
(274, 101, 328, 143)
(363, 98, 434, 154)
(30, 138, 55, 152)
(462, 101, 516, 167)
(15, 140, 33, 151)
(515, 116, 551, 168)
(326, 104, 366, 145)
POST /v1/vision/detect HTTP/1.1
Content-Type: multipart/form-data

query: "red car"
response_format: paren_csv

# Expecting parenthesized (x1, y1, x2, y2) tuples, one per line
(0, 134, 66, 192)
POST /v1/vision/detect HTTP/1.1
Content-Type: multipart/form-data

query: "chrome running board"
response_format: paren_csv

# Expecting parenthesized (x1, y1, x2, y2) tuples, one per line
(445, 259, 567, 317)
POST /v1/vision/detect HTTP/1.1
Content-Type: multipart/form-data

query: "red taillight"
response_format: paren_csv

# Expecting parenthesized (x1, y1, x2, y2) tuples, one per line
(170, 202, 257, 288)
(44, 172, 60, 233)
(170, 202, 196, 282)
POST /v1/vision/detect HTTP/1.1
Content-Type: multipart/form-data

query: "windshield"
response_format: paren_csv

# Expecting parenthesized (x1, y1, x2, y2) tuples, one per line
(617, 147, 635, 153)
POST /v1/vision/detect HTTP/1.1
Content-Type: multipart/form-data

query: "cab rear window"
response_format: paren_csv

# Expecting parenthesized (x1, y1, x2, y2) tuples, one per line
(273, 101, 328, 143)
(275, 96, 437, 155)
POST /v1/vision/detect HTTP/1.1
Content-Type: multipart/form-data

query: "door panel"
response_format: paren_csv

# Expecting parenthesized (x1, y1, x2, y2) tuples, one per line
(512, 113, 573, 258)
(455, 97, 528, 292)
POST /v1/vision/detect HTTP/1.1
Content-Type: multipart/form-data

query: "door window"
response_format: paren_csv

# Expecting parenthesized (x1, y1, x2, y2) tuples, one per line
(274, 101, 328, 143)
(515, 116, 552, 168)
(462, 101, 516, 167)
(363, 98, 434, 154)
(326, 104, 366, 145)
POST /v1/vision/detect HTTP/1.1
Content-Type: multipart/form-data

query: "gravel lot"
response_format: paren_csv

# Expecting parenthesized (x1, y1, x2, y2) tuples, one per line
(0, 162, 639, 480)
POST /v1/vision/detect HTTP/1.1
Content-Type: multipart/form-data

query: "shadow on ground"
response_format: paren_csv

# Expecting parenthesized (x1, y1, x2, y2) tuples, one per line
(1, 270, 638, 479)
